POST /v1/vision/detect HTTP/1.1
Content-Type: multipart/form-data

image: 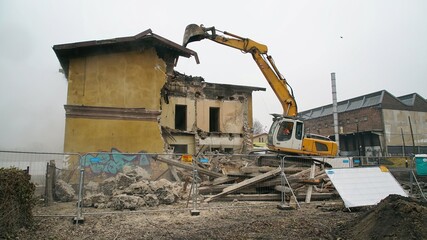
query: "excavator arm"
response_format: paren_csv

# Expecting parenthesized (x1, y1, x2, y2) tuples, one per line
(183, 24, 297, 117)
(183, 24, 338, 157)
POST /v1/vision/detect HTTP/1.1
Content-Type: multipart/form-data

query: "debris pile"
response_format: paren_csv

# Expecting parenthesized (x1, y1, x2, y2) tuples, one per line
(80, 154, 338, 209)
(335, 194, 427, 239)
(54, 179, 76, 202)
(83, 167, 184, 210)
(167, 154, 338, 203)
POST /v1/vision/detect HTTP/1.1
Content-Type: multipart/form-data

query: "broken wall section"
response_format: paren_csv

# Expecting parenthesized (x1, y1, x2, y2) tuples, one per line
(160, 71, 265, 154)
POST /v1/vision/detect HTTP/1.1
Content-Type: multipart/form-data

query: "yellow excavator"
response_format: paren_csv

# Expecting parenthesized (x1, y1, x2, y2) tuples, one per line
(183, 24, 338, 157)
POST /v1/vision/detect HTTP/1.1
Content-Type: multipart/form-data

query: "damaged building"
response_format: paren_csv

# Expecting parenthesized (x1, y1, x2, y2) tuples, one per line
(160, 72, 265, 154)
(53, 29, 264, 158)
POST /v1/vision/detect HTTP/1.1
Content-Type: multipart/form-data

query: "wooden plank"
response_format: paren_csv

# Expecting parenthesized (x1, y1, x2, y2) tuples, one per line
(205, 167, 282, 202)
(305, 163, 316, 203)
(210, 192, 336, 202)
(240, 166, 277, 174)
(216, 194, 281, 201)
(298, 179, 323, 185)
(257, 168, 313, 188)
(212, 176, 239, 185)
(168, 165, 181, 182)
(274, 185, 292, 193)
(198, 185, 258, 195)
(154, 156, 223, 178)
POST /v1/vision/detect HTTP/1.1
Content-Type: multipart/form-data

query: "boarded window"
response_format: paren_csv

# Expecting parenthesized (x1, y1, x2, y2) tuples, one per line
(209, 107, 220, 132)
(175, 105, 187, 131)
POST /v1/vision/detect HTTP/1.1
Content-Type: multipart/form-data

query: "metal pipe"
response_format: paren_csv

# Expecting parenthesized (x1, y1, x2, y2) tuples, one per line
(331, 73, 339, 150)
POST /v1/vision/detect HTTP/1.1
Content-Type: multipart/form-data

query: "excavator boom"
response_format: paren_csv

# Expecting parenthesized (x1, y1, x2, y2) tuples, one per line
(183, 24, 297, 117)
(182, 24, 338, 157)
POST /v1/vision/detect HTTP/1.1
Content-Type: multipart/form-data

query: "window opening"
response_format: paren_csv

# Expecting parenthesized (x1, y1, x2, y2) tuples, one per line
(175, 105, 187, 131)
(170, 144, 188, 154)
(209, 107, 220, 132)
(277, 121, 294, 141)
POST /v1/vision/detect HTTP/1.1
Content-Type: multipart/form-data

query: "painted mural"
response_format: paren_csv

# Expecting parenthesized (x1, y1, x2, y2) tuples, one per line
(81, 148, 151, 176)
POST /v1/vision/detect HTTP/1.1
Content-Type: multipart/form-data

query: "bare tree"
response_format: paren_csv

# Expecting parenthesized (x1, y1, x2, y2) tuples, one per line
(253, 119, 266, 135)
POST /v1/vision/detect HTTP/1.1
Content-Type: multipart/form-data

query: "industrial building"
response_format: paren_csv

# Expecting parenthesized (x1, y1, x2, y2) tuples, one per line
(299, 90, 427, 156)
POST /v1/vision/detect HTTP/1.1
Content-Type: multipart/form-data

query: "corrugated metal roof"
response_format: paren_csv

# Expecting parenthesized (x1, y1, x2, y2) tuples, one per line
(53, 29, 198, 77)
(299, 90, 386, 120)
(299, 90, 427, 120)
(398, 93, 416, 106)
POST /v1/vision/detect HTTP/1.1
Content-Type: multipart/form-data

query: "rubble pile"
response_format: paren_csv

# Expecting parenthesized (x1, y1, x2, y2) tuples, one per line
(83, 167, 185, 210)
(80, 154, 338, 210)
(54, 179, 76, 202)
(171, 154, 337, 203)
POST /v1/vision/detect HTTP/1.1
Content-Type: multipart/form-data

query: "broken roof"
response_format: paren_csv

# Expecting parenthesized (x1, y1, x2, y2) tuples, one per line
(53, 29, 198, 77)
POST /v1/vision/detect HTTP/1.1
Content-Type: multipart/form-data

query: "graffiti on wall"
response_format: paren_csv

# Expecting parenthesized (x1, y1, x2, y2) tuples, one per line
(81, 148, 151, 175)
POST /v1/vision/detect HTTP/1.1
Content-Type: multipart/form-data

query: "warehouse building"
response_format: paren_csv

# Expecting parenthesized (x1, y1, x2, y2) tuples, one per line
(299, 90, 427, 157)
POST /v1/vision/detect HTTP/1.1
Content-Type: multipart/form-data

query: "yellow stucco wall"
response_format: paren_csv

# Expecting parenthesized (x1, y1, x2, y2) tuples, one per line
(64, 47, 167, 154)
(64, 118, 163, 153)
(67, 48, 166, 109)
(160, 96, 196, 131)
(196, 99, 245, 133)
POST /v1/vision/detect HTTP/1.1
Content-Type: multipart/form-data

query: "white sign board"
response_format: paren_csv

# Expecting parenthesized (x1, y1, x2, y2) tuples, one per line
(326, 166, 407, 208)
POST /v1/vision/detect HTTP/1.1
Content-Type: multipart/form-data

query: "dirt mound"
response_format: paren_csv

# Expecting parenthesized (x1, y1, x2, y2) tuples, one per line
(335, 195, 427, 239)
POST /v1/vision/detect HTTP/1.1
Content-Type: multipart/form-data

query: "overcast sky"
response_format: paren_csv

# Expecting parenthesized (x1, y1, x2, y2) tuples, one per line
(1, 0, 426, 152)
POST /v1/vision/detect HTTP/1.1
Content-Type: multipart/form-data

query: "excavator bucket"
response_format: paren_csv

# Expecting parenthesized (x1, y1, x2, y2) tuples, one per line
(183, 24, 207, 47)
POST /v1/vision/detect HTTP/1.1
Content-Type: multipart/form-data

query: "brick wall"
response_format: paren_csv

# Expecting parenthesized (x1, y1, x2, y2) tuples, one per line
(304, 107, 383, 136)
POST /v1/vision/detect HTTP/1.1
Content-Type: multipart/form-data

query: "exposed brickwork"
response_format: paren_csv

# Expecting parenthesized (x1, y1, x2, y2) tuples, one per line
(304, 107, 383, 136)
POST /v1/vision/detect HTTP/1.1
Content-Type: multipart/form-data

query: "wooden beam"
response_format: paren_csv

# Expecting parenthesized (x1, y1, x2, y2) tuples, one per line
(205, 167, 282, 202)
(212, 176, 239, 186)
(154, 156, 223, 178)
(210, 192, 336, 202)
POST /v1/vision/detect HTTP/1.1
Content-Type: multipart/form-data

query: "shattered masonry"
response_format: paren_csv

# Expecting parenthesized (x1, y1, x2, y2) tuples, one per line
(160, 71, 264, 154)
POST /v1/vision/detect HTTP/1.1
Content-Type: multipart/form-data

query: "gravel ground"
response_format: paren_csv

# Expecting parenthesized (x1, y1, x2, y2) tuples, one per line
(17, 200, 358, 240)
(19, 195, 427, 239)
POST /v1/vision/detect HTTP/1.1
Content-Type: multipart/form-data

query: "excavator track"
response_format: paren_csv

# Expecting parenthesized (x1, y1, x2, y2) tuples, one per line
(249, 150, 332, 168)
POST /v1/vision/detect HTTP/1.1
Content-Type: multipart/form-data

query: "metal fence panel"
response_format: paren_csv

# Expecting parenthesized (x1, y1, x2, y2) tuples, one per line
(1, 150, 425, 218)
(0, 150, 80, 197)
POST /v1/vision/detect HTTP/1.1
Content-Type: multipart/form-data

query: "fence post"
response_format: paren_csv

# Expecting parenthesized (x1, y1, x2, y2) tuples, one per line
(74, 163, 85, 224)
(190, 160, 200, 216)
(277, 156, 293, 210)
(44, 160, 56, 206)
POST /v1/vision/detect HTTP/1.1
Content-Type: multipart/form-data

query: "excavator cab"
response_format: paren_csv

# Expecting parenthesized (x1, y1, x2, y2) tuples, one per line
(268, 116, 304, 154)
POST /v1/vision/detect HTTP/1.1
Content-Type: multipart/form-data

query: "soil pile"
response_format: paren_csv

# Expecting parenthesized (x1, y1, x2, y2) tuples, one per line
(335, 194, 427, 239)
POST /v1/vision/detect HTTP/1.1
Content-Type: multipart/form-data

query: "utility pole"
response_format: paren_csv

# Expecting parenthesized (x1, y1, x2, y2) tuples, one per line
(408, 116, 416, 195)
(408, 116, 417, 155)
(400, 128, 406, 156)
